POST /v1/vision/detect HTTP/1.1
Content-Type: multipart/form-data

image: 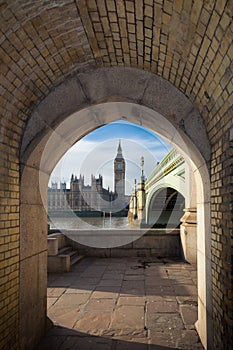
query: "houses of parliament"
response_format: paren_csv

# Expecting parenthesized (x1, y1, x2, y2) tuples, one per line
(48, 142, 130, 215)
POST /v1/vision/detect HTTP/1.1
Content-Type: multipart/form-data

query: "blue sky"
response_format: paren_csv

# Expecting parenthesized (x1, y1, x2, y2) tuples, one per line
(50, 121, 171, 194)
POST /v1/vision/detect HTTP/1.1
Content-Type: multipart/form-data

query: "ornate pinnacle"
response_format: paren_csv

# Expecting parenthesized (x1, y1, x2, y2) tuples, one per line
(141, 156, 145, 182)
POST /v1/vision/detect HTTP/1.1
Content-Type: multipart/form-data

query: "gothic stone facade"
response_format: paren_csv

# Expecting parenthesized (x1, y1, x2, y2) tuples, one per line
(48, 142, 128, 213)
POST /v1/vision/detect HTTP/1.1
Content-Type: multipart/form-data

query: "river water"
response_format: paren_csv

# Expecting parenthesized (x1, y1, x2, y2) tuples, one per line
(48, 216, 129, 230)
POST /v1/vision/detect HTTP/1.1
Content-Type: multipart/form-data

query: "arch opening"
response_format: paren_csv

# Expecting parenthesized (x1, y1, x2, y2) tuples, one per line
(47, 120, 172, 234)
(20, 69, 212, 350)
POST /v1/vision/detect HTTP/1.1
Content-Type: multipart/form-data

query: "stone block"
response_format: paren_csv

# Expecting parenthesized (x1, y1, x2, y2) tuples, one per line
(20, 252, 47, 350)
(49, 233, 66, 249)
(78, 67, 151, 104)
(75, 311, 112, 332)
(183, 109, 211, 162)
(36, 77, 87, 127)
(180, 304, 198, 329)
(141, 75, 193, 122)
(146, 312, 183, 331)
(20, 204, 47, 260)
(48, 238, 58, 256)
(20, 111, 51, 157)
(110, 305, 145, 329)
(48, 255, 70, 273)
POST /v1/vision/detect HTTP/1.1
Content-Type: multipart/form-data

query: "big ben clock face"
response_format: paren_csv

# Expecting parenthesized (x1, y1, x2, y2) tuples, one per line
(117, 163, 122, 169)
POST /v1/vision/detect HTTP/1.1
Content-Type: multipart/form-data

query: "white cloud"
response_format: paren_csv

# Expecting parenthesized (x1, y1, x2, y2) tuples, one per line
(49, 128, 172, 194)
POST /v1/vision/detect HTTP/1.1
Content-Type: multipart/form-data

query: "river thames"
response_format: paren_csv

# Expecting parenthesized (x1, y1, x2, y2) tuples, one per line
(48, 216, 129, 230)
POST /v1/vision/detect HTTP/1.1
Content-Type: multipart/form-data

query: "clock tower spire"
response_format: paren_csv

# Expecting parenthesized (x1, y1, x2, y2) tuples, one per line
(114, 140, 125, 197)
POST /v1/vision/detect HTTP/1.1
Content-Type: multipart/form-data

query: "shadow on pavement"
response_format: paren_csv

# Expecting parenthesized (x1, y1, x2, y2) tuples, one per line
(37, 324, 180, 350)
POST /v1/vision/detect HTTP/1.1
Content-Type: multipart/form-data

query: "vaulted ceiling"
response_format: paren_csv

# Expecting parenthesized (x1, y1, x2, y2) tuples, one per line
(0, 0, 232, 143)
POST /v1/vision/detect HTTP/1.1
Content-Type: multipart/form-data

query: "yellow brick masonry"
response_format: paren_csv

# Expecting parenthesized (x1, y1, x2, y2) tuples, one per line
(0, 0, 232, 349)
(0, 143, 20, 350)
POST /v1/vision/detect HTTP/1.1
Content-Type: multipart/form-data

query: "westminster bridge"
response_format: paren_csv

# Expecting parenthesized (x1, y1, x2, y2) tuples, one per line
(128, 148, 197, 265)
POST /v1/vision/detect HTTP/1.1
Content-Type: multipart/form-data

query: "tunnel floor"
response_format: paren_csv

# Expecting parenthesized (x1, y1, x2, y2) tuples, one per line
(38, 257, 204, 349)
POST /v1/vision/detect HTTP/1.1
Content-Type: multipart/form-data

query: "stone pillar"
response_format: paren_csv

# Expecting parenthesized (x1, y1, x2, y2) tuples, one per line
(137, 157, 146, 223)
(180, 208, 197, 264)
(128, 191, 138, 223)
(20, 166, 48, 350)
(180, 163, 197, 264)
(137, 181, 145, 223)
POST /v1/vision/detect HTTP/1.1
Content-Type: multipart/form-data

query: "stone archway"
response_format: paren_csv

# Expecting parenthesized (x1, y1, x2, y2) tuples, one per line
(20, 67, 212, 349)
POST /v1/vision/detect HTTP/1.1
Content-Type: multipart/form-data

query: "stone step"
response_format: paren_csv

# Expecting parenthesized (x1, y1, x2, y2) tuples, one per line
(47, 233, 84, 272)
(70, 254, 84, 266)
(58, 246, 73, 255)
(48, 254, 70, 273)
(59, 249, 84, 267)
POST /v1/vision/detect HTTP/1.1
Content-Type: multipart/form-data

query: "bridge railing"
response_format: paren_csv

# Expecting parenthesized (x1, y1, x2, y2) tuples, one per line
(145, 148, 184, 190)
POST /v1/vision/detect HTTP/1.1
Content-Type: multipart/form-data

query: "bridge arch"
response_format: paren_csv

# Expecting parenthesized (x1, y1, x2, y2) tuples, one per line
(20, 67, 212, 349)
(146, 185, 185, 228)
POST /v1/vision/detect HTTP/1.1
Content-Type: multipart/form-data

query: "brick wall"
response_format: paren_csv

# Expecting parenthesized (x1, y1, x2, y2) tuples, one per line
(0, 1, 232, 349)
(0, 142, 20, 349)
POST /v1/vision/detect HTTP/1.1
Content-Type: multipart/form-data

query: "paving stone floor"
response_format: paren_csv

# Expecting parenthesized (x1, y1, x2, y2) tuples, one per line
(38, 257, 204, 350)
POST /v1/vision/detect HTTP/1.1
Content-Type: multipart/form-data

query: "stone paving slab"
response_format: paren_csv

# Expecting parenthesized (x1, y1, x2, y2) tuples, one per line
(149, 329, 179, 348)
(85, 298, 116, 311)
(147, 300, 178, 313)
(117, 296, 146, 306)
(146, 313, 184, 332)
(54, 293, 90, 308)
(123, 274, 145, 281)
(102, 273, 124, 280)
(65, 287, 93, 294)
(98, 279, 123, 287)
(74, 311, 112, 333)
(110, 305, 145, 329)
(179, 304, 198, 330)
(173, 284, 197, 296)
(37, 257, 204, 350)
(91, 289, 120, 300)
(47, 297, 58, 309)
(48, 306, 80, 328)
(47, 287, 66, 297)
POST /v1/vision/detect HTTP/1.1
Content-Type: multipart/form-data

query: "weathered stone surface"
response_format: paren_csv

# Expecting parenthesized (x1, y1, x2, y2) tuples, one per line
(1, 0, 232, 346)
(98, 279, 123, 287)
(180, 304, 198, 329)
(91, 289, 120, 300)
(149, 329, 178, 348)
(85, 299, 116, 311)
(78, 67, 151, 104)
(102, 273, 124, 280)
(173, 284, 197, 296)
(47, 288, 66, 298)
(123, 275, 145, 281)
(75, 311, 112, 332)
(111, 305, 145, 329)
(117, 296, 146, 306)
(147, 300, 178, 313)
(47, 297, 58, 309)
(176, 296, 198, 305)
(48, 307, 80, 328)
(54, 293, 90, 308)
(20, 204, 47, 259)
(37, 257, 204, 349)
(145, 277, 171, 286)
(146, 285, 175, 296)
(147, 313, 184, 331)
(176, 330, 204, 349)
(21, 77, 87, 156)
(62, 335, 113, 350)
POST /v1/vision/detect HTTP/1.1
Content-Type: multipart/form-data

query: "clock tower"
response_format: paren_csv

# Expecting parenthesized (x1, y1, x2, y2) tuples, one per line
(114, 141, 125, 197)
